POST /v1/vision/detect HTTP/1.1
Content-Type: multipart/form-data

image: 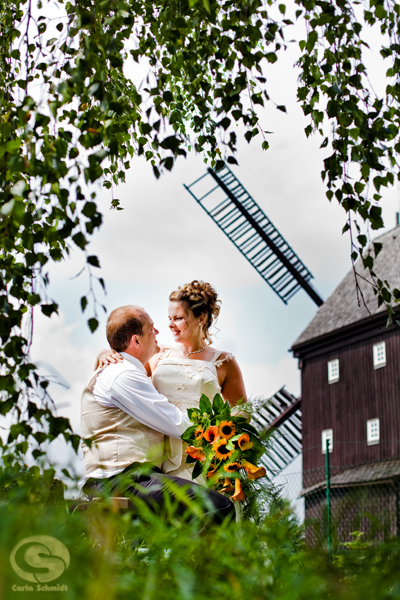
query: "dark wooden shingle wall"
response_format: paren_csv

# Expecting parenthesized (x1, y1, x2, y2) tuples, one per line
(301, 326, 400, 477)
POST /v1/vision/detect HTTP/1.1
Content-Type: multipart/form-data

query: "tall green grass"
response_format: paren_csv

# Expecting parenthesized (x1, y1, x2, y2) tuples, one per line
(1, 467, 400, 600)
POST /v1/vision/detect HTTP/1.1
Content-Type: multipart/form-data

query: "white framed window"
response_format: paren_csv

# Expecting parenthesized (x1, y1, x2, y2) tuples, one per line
(367, 418, 380, 445)
(373, 341, 386, 369)
(322, 429, 333, 454)
(327, 359, 339, 384)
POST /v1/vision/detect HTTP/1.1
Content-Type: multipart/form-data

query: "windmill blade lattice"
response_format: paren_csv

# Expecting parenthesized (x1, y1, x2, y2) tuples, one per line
(253, 388, 302, 474)
(184, 166, 323, 306)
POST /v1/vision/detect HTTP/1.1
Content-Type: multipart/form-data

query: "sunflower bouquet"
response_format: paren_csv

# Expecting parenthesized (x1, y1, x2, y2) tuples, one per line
(181, 393, 266, 502)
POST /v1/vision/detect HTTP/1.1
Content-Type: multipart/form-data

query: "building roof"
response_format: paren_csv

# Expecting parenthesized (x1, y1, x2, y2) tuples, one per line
(292, 225, 400, 349)
(301, 458, 400, 497)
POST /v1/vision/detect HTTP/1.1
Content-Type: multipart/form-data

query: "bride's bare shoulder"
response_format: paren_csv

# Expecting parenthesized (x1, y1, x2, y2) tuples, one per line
(149, 345, 170, 371)
(158, 344, 171, 357)
(214, 350, 235, 367)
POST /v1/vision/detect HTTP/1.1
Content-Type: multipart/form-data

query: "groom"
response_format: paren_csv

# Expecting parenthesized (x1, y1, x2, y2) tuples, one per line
(81, 305, 235, 523)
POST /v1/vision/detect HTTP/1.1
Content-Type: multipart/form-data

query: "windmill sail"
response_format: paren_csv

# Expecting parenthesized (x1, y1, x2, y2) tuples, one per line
(254, 388, 302, 473)
(184, 166, 323, 306)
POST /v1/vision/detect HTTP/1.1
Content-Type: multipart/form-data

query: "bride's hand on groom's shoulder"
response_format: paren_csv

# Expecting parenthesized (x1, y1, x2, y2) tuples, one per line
(95, 348, 123, 370)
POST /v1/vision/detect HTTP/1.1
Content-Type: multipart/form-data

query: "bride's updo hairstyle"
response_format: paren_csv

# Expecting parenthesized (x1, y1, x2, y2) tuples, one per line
(169, 280, 221, 344)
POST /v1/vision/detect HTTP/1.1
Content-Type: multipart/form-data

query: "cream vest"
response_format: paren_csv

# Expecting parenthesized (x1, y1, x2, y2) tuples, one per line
(81, 363, 165, 477)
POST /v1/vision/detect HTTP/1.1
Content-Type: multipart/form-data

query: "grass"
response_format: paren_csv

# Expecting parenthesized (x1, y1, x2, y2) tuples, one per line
(1, 469, 400, 600)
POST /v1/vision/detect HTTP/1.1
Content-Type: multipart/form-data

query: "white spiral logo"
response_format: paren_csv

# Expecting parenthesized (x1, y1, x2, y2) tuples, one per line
(9, 536, 70, 583)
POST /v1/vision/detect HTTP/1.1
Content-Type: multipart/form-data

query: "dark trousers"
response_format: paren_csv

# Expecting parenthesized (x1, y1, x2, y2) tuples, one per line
(84, 463, 236, 525)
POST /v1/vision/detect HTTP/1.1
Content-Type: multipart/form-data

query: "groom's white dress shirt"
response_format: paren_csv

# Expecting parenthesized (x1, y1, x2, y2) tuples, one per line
(93, 353, 189, 436)
(79, 352, 190, 489)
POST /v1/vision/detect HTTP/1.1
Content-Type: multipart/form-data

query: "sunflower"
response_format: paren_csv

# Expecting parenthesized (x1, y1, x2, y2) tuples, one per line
(185, 446, 206, 461)
(230, 477, 246, 502)
(237, 433, 253, 450)
(224, 462, 241, 473)
(213, 438, 234, 461)
(218, 420, 236, 440)
(203, 425, 220, 443)
(194, 426, 204, 440)
(242, 460, 266, 480)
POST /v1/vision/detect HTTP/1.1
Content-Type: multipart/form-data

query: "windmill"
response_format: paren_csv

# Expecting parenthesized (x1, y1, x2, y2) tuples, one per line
(184, 165, 320, 472)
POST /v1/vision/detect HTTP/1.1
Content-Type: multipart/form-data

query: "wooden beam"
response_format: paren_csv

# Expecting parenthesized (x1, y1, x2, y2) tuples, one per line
(208, 168, 324, 307)
(265, 397, 301, 430)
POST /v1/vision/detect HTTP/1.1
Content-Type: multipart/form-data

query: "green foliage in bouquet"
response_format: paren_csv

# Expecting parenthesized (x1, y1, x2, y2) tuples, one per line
(181, 394, 268, 506)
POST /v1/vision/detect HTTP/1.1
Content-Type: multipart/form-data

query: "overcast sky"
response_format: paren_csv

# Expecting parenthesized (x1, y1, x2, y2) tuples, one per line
(29, 25, 399, 483)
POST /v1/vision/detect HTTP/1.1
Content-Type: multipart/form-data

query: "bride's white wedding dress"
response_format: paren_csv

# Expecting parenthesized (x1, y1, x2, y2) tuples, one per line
(152, 346, 233, 486)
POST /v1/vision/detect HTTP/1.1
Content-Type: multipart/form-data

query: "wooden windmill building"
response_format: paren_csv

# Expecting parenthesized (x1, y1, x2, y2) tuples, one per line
(291, 225, 400, 535)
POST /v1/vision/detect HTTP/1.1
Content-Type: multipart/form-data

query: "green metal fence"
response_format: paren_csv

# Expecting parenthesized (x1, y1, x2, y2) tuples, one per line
(272, 456, 400, 547)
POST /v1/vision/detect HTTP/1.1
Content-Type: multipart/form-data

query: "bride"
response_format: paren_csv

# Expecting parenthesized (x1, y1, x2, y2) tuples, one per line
(151, 280, 247, 484)
(98, 280, 247, 486)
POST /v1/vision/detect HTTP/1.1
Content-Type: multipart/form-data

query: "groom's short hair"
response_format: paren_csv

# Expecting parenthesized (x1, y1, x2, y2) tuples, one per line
(106, 306, 144, 351)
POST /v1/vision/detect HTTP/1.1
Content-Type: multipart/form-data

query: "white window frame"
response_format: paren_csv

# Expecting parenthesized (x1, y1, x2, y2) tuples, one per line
(373, 341, 386, 369)
(367, 418, 380, 446)
(322, 429, 333, 454)
(327, 359, 339, 384)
